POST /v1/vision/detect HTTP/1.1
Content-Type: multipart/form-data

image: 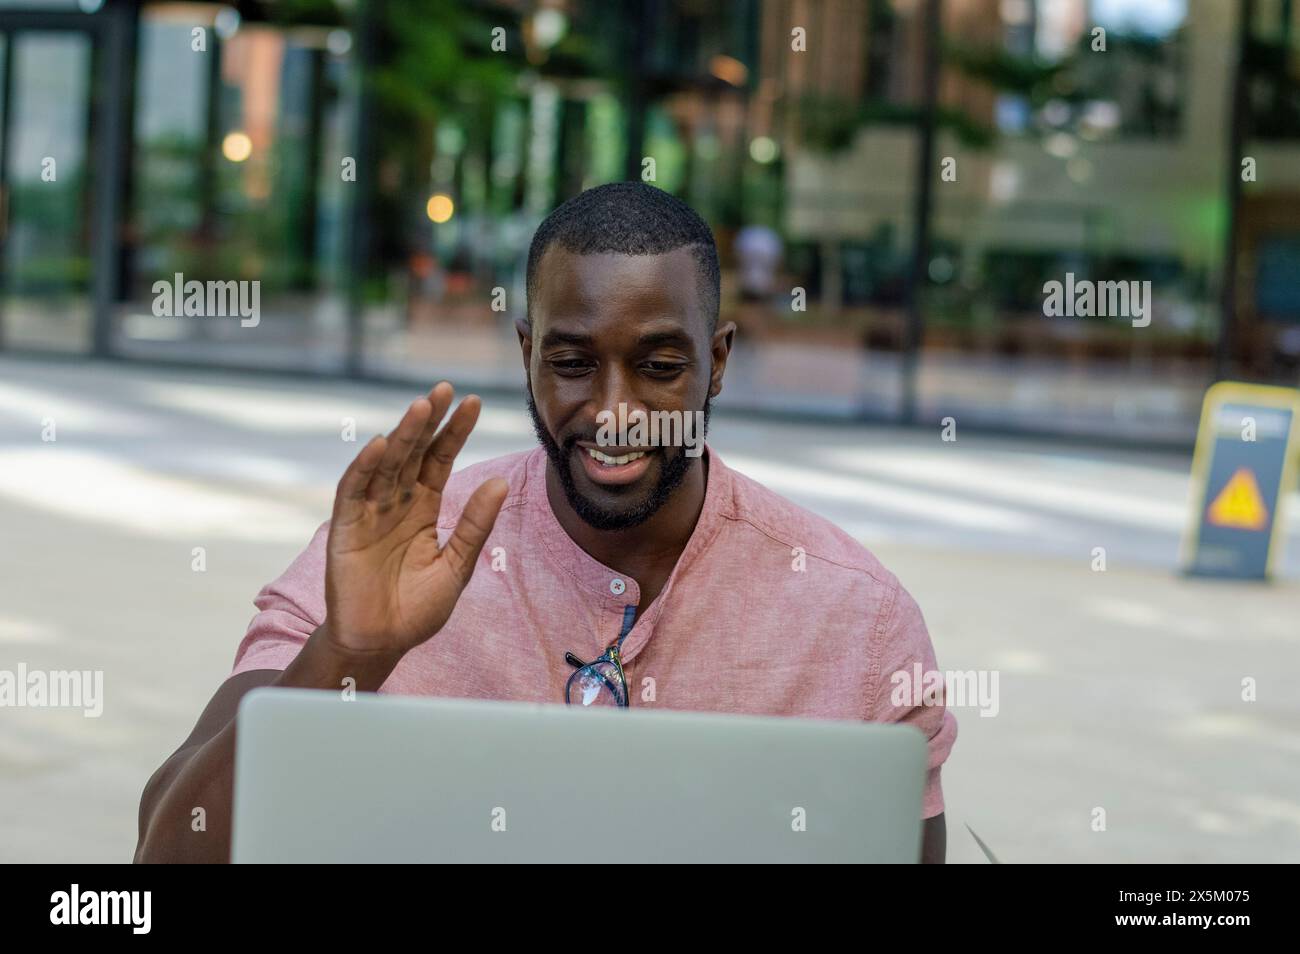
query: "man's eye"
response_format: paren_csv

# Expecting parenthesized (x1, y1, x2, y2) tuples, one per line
(643, 362, 686, 375)
(549, 359, 592, 375)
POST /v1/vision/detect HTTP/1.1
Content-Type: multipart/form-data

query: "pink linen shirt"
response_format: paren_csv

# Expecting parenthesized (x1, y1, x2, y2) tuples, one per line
(231, 445, 957, 817)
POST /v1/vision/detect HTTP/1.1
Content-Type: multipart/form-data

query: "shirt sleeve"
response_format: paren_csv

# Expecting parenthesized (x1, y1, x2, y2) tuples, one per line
(869, 578, 958, 819)
(230, 520, 331, 676)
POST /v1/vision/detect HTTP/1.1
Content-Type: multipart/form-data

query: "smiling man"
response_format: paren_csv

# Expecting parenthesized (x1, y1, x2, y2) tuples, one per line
(134, 181, 956, 863)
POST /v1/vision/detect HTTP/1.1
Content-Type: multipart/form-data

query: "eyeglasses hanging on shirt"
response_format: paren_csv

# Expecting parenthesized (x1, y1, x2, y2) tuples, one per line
(564, 605, 636, 708)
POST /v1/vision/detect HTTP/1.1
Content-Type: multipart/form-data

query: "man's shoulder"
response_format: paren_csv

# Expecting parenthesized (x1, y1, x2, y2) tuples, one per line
(716, 454, 899, 591)
(244, 449, 539, 627)
(438, 447, 539, 526)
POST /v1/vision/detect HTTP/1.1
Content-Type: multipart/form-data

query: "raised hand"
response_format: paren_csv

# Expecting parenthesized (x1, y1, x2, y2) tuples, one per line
(323, 382, 507, 657)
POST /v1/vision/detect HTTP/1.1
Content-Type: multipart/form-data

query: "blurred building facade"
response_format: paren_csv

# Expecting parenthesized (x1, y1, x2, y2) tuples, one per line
(0, 0, 1297, 443)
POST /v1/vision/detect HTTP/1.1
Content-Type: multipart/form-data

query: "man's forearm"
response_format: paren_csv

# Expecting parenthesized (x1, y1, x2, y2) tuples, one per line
(134, 721, 240, 864)
(921, 813, 946, 864)
(134, 625, 404, 863)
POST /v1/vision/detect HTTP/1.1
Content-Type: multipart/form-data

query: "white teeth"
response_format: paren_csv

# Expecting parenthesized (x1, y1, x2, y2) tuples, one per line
(588, 448, 646, 466)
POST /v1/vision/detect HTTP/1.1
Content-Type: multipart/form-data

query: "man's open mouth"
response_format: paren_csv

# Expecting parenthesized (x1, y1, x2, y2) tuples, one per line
(587, 448, 647, 466)
(575, 443, 655, 486)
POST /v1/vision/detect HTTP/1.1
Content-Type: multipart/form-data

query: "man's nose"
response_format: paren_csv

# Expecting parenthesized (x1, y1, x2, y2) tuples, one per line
(590, 366, 649, 434)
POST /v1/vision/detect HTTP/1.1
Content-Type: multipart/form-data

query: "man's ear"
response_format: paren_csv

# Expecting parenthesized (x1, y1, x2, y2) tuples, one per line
(708, 320, 736, 399)
(515, 317, 532, 371)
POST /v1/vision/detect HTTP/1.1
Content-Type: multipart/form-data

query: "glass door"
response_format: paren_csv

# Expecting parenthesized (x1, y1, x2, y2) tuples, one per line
(0, 26, 94, 353)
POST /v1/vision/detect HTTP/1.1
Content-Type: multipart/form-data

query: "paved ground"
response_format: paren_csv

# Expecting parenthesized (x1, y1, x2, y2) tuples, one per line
(1, 355, 1297, 863)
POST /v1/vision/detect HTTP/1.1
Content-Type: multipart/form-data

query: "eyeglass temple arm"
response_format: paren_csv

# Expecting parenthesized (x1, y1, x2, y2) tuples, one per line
(565, 606, 637, 670)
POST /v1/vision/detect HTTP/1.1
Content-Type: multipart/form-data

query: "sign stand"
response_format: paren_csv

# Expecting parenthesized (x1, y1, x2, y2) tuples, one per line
(1181, 382, 1300, 580)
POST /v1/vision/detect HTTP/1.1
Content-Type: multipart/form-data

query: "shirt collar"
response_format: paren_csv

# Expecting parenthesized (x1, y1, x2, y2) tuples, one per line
(527, 442, 731, 617)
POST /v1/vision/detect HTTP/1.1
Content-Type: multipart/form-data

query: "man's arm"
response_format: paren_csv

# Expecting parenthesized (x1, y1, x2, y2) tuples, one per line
(869, 579, 956, 864)
(134, 625, 403, 863)
(921, 812, 946, 864)
(135, 383, 506, 863)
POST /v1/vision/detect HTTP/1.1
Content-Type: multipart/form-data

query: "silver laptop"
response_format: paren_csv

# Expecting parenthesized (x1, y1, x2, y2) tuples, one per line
(232, 688, 927, 863)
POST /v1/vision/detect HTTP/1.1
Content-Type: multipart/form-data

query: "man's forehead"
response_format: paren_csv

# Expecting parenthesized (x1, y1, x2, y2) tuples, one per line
(532, 246, 705, 322)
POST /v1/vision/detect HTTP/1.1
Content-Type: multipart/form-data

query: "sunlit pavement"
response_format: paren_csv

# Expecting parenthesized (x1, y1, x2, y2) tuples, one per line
(2, 355, 1298, 863)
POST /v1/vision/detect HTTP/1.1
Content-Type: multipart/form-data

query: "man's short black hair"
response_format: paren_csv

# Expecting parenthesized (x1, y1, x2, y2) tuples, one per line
(525, 181, 720, 331)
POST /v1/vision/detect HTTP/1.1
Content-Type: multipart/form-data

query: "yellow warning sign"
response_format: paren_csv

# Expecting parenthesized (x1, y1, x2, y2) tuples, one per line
(1206, 467, 1270, 531)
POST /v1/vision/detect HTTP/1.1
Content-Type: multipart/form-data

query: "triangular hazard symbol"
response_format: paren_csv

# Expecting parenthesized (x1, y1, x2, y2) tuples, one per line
(1206, 467, 1269, 530)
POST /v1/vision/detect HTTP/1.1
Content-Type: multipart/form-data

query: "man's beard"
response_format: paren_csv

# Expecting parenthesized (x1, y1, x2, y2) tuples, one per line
(526, 391, 711, 531)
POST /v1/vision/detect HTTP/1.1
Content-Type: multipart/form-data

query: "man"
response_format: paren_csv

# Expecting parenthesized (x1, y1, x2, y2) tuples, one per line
(134, 182, 956, 863)
(734, 223, 782, 302)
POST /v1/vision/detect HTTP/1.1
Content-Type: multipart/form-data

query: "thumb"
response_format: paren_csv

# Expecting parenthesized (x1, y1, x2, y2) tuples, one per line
(440, 478, 509, 588)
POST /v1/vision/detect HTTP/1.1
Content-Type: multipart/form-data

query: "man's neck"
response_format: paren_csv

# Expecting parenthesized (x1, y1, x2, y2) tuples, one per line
(545, 453, 709, 587)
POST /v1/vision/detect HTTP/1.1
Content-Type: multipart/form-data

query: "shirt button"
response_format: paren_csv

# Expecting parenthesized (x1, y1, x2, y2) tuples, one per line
(609, 578, 626, 595)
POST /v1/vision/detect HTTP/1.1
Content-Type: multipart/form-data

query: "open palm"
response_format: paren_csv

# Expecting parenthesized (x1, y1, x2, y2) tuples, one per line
(324, 383, 507, 656)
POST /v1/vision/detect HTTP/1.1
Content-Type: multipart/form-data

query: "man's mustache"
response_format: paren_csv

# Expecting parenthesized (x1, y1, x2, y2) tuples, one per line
(559, 431, 670, 453)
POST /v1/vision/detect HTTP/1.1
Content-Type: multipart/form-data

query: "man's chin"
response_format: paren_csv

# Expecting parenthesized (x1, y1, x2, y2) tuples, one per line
(556, 449, 666, 530)
(564, 489, 658, 531)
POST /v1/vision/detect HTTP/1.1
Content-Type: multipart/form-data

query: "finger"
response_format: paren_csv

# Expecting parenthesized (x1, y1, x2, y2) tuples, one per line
(440, 477, 508, 587)
(398, 382, 454, 493)
(418, 394, 482, 492)
(368, 398, 432, 505)
(333, 434, 387, 523)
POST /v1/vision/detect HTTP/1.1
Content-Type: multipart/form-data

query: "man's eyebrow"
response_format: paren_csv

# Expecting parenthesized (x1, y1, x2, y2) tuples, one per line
(636, 330, 694, 350)
(539, 329, 593, 349)
(539, 326, 696, 351)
